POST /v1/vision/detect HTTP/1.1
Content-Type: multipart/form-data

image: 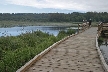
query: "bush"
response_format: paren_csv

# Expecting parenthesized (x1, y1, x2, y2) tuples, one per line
(57, 29, 75, 39)
(66, 29, 75, 35)
(98, 36, 104, 45)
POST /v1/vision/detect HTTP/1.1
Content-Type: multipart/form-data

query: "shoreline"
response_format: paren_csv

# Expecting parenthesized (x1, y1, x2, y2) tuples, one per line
(0, 21, 98, 28)
(0, 21, 79, 28)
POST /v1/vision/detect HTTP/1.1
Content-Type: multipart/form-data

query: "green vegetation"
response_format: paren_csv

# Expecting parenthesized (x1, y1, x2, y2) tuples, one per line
(0, 21, 75, 27)
(0, 21, 98, 28)
(98, 36, 104, 45)
(0, 12, 108, 24)
(0, 29, 75, 72)
(1, 12, 107, 27)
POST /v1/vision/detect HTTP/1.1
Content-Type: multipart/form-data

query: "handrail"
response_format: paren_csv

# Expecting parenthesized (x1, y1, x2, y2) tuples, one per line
(97, 23, 103, 36)
(97, 23, 108, 36)
(78, 23, 89, 33)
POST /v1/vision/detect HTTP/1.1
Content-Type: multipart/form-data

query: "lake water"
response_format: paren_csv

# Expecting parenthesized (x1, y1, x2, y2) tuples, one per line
(0, 26, 78, 37)
(99, 38, 108, 64)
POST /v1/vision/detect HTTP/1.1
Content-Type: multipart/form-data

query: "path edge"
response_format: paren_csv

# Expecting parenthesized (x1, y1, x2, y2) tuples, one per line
(96, 34, 108, 72)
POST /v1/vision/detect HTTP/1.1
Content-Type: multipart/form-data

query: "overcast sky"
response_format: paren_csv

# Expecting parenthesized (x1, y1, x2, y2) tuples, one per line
(0, 0, 108, 13)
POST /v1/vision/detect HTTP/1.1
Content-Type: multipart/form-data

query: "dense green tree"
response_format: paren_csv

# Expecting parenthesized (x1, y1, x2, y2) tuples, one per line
(0, 12, 108, 22)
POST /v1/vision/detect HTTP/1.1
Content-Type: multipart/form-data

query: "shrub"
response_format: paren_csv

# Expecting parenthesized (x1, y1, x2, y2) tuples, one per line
(98, 36, 104, 45)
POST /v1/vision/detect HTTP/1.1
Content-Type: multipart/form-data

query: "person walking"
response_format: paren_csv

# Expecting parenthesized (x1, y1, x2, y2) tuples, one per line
(89, 19, 92, 27)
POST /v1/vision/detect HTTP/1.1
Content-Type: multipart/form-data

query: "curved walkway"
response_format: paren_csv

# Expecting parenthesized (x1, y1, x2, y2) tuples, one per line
(25, 27, 105, 72)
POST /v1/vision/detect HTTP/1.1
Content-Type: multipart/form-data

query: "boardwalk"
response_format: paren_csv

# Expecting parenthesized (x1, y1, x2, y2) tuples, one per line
(25, 27, 105, 72)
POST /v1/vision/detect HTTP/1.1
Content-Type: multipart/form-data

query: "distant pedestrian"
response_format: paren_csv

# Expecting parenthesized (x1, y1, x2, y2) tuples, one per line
(83, 19, 87, 23)
(88, 19, 92, 27)
(83, 19, 85, 23)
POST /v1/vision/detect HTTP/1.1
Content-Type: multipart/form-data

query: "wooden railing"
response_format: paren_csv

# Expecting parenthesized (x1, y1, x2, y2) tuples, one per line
(78, 23, 89, 33)
(98, 23, 108, 36)
(97, 23, 103, 36)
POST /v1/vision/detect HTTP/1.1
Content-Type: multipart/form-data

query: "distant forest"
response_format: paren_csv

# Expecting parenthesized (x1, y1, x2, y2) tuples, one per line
(0, 12, 108, 22)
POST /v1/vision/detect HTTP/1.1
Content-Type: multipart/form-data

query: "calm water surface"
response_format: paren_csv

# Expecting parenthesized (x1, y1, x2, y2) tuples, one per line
(0, 26, 78, 36)
(99, 38, 108, 64)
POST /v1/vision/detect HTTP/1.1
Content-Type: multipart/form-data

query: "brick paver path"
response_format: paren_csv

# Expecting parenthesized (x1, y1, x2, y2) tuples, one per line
(25, 27, 105, 72)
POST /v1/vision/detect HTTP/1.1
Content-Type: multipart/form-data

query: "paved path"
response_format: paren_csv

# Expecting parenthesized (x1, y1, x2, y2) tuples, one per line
(25, 27, 105, 72)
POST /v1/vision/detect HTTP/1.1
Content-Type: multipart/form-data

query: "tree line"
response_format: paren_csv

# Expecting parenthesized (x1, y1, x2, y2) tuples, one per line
(0, 12, 108, 22)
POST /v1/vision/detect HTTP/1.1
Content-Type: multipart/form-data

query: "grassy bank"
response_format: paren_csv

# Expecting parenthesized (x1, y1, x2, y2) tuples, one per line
(0, 29, 75, 72)
(0, 21, 98, 28)
(2, 21, 99, 27)
(0, 21, 76, 27)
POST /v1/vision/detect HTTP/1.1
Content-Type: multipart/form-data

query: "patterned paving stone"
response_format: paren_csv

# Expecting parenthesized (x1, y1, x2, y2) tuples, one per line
(25, 27, 105, 72)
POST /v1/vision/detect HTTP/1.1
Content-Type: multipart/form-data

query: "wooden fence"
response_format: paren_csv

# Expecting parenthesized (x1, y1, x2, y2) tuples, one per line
(98, 23, 108, 36)
(78, 23, 89, 33)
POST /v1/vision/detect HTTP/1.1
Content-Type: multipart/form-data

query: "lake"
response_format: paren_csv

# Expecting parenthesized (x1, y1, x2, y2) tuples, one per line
(0, 26, 78, 37)
(99, 38, 108, 64)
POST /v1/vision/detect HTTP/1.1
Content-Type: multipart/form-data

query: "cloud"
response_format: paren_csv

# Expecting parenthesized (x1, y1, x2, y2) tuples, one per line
(5, 0, 108, 12)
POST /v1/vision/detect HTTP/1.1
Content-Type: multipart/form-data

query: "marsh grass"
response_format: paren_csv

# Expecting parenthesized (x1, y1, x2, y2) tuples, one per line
(0, 21, 74, 27)
(0, 29, 75, 72)
(0, 21, 98, 28)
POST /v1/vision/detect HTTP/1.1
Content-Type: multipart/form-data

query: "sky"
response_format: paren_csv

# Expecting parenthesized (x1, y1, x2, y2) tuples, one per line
(0, 0, 108, 13)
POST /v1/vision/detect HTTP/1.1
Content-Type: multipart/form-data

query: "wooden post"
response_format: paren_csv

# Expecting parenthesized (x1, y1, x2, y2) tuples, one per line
(78, 24, 79, 33)
(102, 23, 103, 31)
(97, 23, 104, 36)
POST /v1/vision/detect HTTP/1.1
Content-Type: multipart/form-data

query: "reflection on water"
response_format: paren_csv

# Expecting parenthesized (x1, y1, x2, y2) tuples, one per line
(0, 26, 78, 37)
(99, 38, 108, 64)
(105, 39, 108, 46)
